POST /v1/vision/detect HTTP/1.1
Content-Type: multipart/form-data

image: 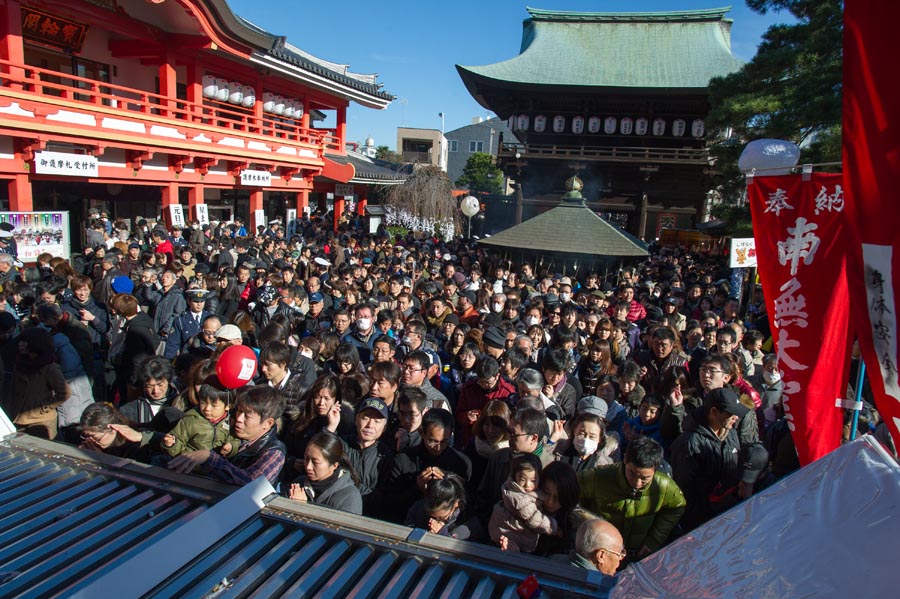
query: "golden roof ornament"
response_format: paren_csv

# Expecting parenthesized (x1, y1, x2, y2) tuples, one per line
(565, 175, 584, 192)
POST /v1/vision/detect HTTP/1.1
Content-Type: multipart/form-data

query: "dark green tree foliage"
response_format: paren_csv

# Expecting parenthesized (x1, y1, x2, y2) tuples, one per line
(375, 145, 401, 163)
(706, 0, 842, 202)
(455, 152, 504, 195)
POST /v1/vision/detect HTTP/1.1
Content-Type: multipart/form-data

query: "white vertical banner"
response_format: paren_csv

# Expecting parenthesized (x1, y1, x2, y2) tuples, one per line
(254, 209, 266, 229)
(286, 208, 297, 238)
(195, 204, 209, 226)
(169, 205, 185, 228)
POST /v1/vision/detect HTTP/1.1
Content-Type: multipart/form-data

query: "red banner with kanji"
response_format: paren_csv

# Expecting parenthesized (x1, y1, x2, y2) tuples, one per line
(844, 1, 900, 455)
(748, 173, 851, 465)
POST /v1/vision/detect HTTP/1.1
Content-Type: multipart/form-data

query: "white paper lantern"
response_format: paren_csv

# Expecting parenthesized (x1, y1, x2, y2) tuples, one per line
(202, 75, 218, 99)
(604, 117, 617, 134)
(283, 99, 295, 119)
(652, 118, 666, 136)
(516, 114, 530, 131)
(553, 115, 565, 133)
(635, 117, 649, 135)
(294, 101, 304, 120)
(273, 95, 285, 116)
(588, 116, 602, 133)
(214, 78, 229, 102)
(572, 116, 585, 134)
(227, 81, 243, 104)
(620, 117, 633, 135)
(241, 85, 255, 108)
(691, 119, 705, 138)
(262, 92, 275, 113)
(460, 195, 480, 217)
(534, 115, 546, 133)
(672, 119, 686, 137)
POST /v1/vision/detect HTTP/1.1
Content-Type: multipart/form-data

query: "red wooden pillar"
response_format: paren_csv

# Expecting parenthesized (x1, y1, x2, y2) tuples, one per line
(296, 189, 309, 215)
(356, 189, 367, 216)
(186, 61, 202, 122)
(249, 189, 264, 232)
(0, 0, 25, 90)
(188, 184, 204, 221)
(158, 49, 177, 116)
(333, 196, 345, 232)
(160, 182, 178, 227)
(8, 174, 32, 212)
(336, 106, 347, 150)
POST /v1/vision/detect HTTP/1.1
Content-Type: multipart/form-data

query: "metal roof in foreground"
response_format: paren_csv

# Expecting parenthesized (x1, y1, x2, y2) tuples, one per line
(0, 435, 608, 598)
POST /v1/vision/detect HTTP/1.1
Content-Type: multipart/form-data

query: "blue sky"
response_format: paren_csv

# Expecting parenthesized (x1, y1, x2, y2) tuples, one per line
(227, 1, 793, 150)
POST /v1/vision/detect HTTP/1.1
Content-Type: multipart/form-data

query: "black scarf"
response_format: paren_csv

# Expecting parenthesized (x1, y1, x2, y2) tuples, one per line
(307, 469, 340, 497)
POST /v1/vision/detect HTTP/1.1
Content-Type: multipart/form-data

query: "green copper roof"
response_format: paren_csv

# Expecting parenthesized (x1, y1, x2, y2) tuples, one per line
(478, 200, 648, 258)
(457, 5, 743, 90)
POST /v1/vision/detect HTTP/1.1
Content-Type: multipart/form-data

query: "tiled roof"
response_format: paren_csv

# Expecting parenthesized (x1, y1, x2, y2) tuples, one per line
(457, 6, 743, 90)
(479, 197, 649, 257)
(269, 40, 394, 102)
(324, 152, 412, 184)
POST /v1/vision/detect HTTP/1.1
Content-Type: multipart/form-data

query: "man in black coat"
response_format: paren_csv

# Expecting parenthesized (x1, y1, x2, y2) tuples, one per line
(384, 408, 472, 522)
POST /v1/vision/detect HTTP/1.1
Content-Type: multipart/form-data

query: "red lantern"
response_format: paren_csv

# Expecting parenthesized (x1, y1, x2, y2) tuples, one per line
(216, 345, 257, 389)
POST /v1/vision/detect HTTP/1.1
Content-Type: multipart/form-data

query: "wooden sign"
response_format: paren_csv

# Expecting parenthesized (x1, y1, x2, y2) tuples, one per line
(22, 8, 88, 54)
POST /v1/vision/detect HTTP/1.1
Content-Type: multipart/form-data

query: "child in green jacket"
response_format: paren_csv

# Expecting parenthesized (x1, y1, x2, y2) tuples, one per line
(163, 377, 240, 459)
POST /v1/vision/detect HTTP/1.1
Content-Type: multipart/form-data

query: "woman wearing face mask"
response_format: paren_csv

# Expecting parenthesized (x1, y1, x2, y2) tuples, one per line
(751, 354, 783, 429)
(553, 413, 620, 472)
(462, 399, 510, 490)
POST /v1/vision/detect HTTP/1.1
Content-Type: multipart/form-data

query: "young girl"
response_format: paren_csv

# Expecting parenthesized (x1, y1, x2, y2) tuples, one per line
(163, 376, 240, 459)
(405, 472, 483, 541)
(489, 454, 558, 553)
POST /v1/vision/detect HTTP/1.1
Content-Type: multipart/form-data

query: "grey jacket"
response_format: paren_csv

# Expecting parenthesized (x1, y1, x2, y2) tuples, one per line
(294, 469, 363, 515)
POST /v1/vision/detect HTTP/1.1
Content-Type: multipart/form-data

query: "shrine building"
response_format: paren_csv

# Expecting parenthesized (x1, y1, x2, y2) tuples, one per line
(0, 0, 392, 239)
(456, 6, 743, 239)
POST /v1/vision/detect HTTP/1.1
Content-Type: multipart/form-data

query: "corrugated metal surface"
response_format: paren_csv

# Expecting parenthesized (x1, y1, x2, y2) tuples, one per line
(0, 440, 220, 599)
(0, 436, 606, 599)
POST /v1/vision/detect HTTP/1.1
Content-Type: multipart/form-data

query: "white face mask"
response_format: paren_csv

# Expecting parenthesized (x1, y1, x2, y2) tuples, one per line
(356, 317, 372, 331)
(401, 336, 413, 346)
(299, 349, 313, 360)
(560, 293, 571, 303)
(763, 370, 781, 385)
(492, 303, 504, 313)
(192, 224, 199, 230)
(525, 316, 540, 327)
(574, 436, 599, 456)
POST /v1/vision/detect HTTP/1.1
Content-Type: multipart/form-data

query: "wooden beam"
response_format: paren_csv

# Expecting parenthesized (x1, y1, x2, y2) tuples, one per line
(108, 40, 163, 59)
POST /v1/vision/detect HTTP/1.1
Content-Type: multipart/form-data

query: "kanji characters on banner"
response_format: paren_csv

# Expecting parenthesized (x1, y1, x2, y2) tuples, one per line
(748, 173, 852, 465)
(844, 0, 900, 455)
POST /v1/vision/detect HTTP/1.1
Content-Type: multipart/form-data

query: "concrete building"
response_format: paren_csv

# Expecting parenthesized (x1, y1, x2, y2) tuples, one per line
(396, 127, 447, 170)
(445, 117, 516, 186)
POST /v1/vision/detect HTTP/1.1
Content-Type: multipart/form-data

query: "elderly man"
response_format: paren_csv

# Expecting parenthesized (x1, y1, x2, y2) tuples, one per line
(559, 518, 626, 582)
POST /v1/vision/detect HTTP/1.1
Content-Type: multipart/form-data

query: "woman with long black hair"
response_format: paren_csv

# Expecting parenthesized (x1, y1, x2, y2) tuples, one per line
(287, 432, 362, 514)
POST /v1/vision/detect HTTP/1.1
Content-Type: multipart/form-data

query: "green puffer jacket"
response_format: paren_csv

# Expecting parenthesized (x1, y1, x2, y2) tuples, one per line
(577, 463, 686, 552)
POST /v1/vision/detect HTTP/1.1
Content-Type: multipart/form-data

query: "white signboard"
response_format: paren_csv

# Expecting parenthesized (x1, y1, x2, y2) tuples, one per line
(0, 211, 70, 261)
(286, 208, 298, 237)
(730, 237, 758, 268)
(169, 205, 185, 228)
(254, 209, 266, 228)
(335, 184, 354, 196)
(195, 204, 209, 225)
(34, 151, 98, 177)
(240, 169, 272, 187)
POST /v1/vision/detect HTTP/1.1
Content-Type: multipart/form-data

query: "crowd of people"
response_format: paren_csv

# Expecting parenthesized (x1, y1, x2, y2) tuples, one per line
(1, 209, 889, 576)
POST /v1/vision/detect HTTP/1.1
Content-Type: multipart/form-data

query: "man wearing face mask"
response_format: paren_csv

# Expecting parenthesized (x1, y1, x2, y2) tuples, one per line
(578, 436, 686, 560)
(490, 292, 506, 315)
(347, 303, 377, 364)
(749, 354, 784, 428)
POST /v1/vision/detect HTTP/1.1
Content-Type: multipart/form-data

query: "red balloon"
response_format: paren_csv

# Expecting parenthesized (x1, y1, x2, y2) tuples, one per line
(216, 345, 258, 389)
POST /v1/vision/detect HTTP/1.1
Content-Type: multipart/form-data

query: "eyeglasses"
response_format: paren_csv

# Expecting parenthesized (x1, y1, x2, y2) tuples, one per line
(402, 365, 424, 372)
(699, 367, 725, 375)
(602, 547, 627, 559)
(81, 428, 114, 442)
(507, 431, 531, 439)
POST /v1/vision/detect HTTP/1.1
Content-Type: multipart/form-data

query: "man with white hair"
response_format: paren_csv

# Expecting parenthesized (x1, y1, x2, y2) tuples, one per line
(563, 518, 627, 579)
